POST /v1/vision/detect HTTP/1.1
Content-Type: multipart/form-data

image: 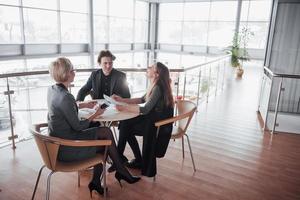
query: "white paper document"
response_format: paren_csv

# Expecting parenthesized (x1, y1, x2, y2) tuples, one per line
(78, 108, 96, 119)
(103, 94, 126, 106)
(78, 106, 119, 119)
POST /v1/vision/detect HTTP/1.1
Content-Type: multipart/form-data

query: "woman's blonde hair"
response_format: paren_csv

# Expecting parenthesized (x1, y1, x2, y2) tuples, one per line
(49, 57, 73, 83)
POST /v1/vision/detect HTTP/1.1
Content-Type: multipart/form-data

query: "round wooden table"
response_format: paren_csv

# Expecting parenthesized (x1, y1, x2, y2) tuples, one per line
(79, 99, 139, 127)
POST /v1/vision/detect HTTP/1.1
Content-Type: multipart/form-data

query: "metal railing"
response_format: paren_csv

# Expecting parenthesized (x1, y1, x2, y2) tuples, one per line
(0, 55, 230, 148)
(258, 66, 300, 134)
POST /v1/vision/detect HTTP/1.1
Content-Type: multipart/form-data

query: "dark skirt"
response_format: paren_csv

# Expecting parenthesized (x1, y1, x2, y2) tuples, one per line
(58, 127, 98, 162)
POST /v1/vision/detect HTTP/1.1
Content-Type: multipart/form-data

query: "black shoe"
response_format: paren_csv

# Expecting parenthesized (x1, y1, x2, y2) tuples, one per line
(114, 172, 141, 188)
(88, 182, 108, 198)
(108, 164, 116, 173)
(126, 159, 142, 169)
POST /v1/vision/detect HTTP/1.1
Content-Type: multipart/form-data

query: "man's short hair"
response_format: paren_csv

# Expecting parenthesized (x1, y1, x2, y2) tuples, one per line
(49, 57, 73, 83)
(97, 50, 116, 64)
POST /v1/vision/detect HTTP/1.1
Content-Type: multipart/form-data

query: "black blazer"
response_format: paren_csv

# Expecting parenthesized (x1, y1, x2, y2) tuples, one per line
(76, 68, 130, 101)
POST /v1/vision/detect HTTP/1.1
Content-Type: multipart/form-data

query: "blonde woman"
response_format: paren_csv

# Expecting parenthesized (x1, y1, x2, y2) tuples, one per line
(47, 57, 140, 197)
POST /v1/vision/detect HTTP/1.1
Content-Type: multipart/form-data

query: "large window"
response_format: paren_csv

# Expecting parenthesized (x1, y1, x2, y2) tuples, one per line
(0, 0, 18, 5)
(240, 0, 272, 49)
(93, 0, 148, 44)
(209, 1, 237, 21)
(159, 21, 182, 44)
(60, 0, 88, 13)
(23, 0, 57, 9)
(158, 0, 271, 54)
(109, 0, 134, 18)
(94, 16, 108, 43)
(158, 3, 183, 44)
(182, 22, 208, 45)
(0, 6, 22, 44)
(109, 17, 133, 43)
(158, 1, 237, 48)
(23, 9, 58, 43)
(93, 0, 107, 15)
(0, 0, 149, 68)
(135, 1, 149, 43)
(208, 22, 235, 47)
(60, 12, 88, 43)
(0, 0, 272, 72)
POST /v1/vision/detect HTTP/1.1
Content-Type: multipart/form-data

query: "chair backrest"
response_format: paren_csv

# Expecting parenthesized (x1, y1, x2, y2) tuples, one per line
(175, 100, 197, 136)
(30, 123, 60, 171)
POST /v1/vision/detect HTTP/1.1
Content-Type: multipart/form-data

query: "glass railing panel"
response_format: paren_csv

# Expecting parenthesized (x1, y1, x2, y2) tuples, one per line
(260, 67, 300, 134)
(184, 68, 201, 102)
(267, 78, 300, 133)
(0, 91, 13, 146)
(258, 74, 272, 125)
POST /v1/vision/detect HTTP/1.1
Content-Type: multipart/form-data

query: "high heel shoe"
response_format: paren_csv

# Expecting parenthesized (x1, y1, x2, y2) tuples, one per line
(115, 172, 141, 188)
(88, 181, 107, 198)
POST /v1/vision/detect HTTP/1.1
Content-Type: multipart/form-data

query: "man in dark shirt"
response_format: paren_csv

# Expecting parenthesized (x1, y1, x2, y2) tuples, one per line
(76, 50, 131, 101)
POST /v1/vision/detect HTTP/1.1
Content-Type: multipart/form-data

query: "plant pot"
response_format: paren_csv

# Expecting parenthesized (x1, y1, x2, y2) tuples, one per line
(236, 68, 244, 78)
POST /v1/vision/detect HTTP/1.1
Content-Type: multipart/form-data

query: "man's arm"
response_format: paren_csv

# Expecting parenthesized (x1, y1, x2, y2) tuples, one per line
(76, 73, 93, 101)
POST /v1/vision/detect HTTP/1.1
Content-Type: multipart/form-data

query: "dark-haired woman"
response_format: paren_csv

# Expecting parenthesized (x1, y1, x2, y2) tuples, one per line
(111, 62, 174, 177)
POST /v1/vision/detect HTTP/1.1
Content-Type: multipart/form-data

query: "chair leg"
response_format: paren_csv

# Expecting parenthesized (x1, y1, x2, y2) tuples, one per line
(46, 171, 55, 200)
(31, 165, 46, 200)
(185, 134, 196, 172)
(103, 162, 107, 199)
(78, 171, 81, 187)
(181, 136, 185, 158)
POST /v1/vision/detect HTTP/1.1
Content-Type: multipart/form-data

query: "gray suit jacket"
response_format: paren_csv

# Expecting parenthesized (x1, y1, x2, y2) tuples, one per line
(76, 68, 131, 101)
(47, 84, 97, 161)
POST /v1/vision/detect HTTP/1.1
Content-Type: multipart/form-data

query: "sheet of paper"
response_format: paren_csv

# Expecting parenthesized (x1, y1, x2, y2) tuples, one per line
(78, 106, 119, 119)
(103, 94, 126, 106)
(101, 106, 119, 117)
(78, 108, 95, 119)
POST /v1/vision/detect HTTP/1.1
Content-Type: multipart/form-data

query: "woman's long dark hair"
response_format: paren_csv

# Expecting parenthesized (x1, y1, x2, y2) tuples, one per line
(154, 62, 174, 108)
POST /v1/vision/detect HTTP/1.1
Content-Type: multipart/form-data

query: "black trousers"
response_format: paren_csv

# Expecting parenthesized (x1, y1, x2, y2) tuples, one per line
(118, 115, 157, 177)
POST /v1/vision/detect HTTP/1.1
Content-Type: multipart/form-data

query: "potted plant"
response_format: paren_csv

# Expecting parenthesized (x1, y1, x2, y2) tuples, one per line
(227, 27, 254, 78)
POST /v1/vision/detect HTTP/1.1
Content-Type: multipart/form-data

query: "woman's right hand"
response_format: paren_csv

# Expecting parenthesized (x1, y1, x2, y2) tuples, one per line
(88, 105, 105, 121)
(94, 106, 105, 117)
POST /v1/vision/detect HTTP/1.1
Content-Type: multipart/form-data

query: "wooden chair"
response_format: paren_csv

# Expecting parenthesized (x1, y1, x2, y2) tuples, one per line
(30, 123, 111, 200)
(155, 100, 197, 172)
